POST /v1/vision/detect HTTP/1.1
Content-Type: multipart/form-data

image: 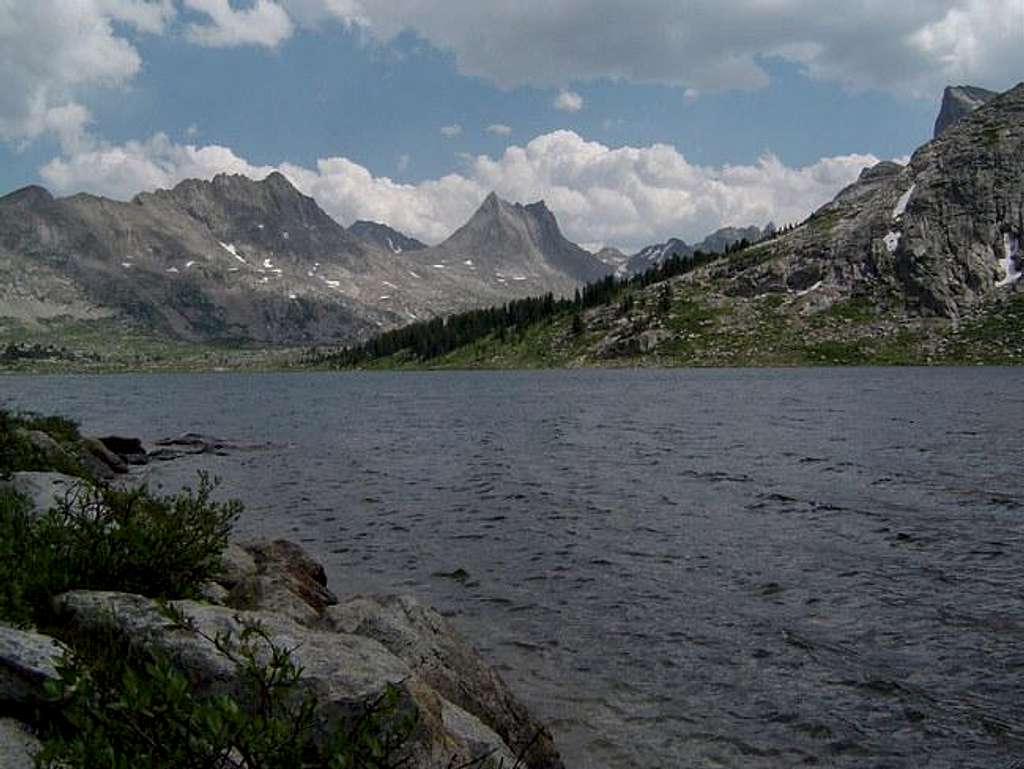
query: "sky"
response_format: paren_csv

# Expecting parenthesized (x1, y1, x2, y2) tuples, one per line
(1, 1, 1022, 252)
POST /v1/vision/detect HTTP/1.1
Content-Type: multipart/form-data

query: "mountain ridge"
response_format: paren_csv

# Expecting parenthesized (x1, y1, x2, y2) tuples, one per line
(0, 176, 608, 349)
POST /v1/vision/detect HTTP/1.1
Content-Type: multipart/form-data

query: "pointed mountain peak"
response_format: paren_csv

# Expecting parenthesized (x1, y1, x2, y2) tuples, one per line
(261, 171, 297, 191)
(934, 84, 999, 138)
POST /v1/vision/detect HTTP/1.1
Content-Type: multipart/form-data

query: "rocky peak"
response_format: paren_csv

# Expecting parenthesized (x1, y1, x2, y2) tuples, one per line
(934, 85, 999, 138)
(0, 185, 55, 209)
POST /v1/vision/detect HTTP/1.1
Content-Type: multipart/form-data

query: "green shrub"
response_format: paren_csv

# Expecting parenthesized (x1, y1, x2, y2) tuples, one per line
(37, 473, 242, 602)
(0, 474, 241, 627)
(0, 489, 37, 627)
(39, 607, 420, 769)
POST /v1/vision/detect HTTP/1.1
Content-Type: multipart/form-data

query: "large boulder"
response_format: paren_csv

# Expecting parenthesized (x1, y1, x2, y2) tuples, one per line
(53, 591, 513, 769)
(0, 472, 84, 517)
(323, 594, 564, 769)
(0, 719, 42, 769)
(0, 623, 65, 707)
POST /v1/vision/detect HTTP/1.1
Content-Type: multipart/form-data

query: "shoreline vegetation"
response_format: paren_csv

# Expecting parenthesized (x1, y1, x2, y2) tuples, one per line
(3, 238, 1023, 375)
(0, 409, 562, 769)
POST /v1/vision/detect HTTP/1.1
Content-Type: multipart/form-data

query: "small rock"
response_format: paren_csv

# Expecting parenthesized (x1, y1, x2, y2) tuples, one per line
(227, 574, 320, 627)
(81, 438, 128, 475)
(243, 540, 338, 613)
(0, 623, 66, 707)
(98, 436, 148, 466)
(16, 430, 69, 465)
(215, 542, 259, 589)
(0, 719, 42, 769)
(0, 472, 85, 518)
(198, 581, 230, 605)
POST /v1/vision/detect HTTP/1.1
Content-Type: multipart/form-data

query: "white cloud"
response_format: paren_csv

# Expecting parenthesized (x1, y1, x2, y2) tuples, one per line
(396, 153, 410, 172)
(439, 124, 462, 139)
(184, 0, 294, 48)
(40, 133, 275, 199)
(41, 129, 876, 251)
(553, 90, 584, 112)
(0, 0, 172, 146)
(487, 124, 513, 136)
(318, 0, 1024, 97)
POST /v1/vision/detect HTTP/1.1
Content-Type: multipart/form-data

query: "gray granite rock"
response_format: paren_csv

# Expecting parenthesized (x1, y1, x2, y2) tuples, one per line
(52, 590, 513, 769)
(0, 719, 41, 769)
(0, 623, 65, 707)
(934, 85, 999, 138)
(0, 471, 84, 517)
(323, 593, 563, 769)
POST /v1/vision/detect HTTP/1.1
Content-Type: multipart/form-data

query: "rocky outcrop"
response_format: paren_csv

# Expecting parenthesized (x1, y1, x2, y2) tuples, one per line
(934, 85, 998, 138)
(0, 524, 561, 769)
(323, 593, 563, 769)
(53, 591, 518, 768)
(714, 82, 1024, 318)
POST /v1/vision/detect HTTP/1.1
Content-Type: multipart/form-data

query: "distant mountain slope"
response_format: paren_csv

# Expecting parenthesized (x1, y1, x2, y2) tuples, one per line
(348, 220, 428, 253)
(406, 193, 611, 299)
(624, 226, 764, 276)
(0, 177, 611, 348)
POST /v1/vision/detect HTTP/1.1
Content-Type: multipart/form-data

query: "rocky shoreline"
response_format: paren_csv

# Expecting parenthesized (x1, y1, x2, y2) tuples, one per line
(0, 431, 562, 769)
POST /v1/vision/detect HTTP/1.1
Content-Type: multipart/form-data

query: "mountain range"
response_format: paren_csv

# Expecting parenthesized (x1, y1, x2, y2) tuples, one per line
(0, 176, 611, 345)
(1, 81, 1018, 366)
(316, 82, 1024, 370)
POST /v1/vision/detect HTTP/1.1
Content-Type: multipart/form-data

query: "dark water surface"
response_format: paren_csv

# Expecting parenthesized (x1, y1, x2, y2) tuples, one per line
(4, 368, 1023, 768)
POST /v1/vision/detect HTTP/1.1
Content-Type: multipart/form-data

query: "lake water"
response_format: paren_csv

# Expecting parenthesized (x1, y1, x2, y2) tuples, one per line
(3, 368, 1023, 768)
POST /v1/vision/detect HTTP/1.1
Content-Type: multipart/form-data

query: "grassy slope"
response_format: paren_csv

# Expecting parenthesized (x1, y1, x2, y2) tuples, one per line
(338, 278, 1024, 370)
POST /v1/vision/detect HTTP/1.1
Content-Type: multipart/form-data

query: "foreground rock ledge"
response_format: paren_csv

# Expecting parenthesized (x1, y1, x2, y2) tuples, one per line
(54, 590, 519, 769)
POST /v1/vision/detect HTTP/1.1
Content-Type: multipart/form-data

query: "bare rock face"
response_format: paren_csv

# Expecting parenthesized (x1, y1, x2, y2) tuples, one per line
(715, 82, 1024, 318)
(349, 220, 428, 253)
(52, 591, 515, 769)
(323, 593, 564, 769)
(934, 85, 999, 138)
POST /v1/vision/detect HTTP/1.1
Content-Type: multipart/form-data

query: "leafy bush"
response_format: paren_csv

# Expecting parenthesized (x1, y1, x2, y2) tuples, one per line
(39, 608, 419, 769)
(0, 489, 38, 627)
(0, 474, 241, 627)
